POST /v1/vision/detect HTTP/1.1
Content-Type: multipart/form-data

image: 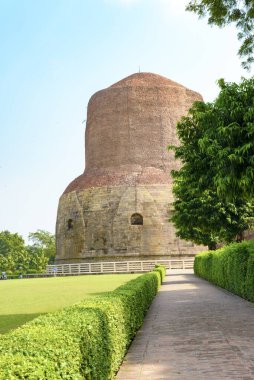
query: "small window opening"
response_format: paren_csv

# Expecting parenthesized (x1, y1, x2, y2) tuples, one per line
(67, 219, 73, 230)
(131, 213, 143, 225)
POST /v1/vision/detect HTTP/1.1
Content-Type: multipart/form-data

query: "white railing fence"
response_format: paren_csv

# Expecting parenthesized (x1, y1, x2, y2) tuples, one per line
(46, 259, 194, 275)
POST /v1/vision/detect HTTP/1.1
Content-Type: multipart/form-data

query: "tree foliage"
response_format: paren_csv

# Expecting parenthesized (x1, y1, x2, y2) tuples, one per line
(28, 229, 56, 264)
(169, 78, 254, 248)
(186, 0, 254, 69)
(26, 245, 49, 273)
(171, 176, 254, 249)
(198, 77, 254, 200)
(0, 230, 55, 274)
(0, 231, 28, 273)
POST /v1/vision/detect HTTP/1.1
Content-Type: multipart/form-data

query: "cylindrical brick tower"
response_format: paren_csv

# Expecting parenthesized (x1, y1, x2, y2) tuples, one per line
(55, 72, 204, 263)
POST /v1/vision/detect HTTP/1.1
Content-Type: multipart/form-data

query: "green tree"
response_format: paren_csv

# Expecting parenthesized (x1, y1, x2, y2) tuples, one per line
(197, 77, 254, 201)
(186, 0, 254, 69)
(171, 172, 254, 249)
(0, 231, 29, 273)
(28, 230, 56, 264)
(169, 89, 254, 249)
(26, 245, 49, 273)
(0, 230, 55, 274)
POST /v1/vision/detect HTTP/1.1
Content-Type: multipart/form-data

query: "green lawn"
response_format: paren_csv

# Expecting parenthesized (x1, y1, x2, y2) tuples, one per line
(0, 273, 140, 334)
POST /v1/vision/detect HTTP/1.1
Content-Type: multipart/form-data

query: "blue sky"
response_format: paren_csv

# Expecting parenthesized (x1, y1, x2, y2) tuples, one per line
(0, 0, 252, 241)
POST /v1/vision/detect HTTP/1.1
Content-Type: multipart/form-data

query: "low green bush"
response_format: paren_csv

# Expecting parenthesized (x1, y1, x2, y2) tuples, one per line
(154, 264, 166, 282)
(0, 266, 165, 379)
(194, 240, 254, 301)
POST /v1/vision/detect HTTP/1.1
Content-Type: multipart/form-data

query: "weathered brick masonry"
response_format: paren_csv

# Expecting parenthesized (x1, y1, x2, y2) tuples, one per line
(56, 73, 205, 263)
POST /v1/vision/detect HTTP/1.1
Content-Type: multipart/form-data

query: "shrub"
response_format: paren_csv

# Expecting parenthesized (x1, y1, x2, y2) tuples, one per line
(194, 240, 254, 301)
(154, 264, 166, 283)
(0, 266, 165, 379)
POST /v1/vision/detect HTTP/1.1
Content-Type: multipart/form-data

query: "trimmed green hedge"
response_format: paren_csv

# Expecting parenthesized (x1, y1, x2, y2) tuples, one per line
(154, 264, 166, 282)
(194, 240, 254, 301)
(0, 266, 165, 379)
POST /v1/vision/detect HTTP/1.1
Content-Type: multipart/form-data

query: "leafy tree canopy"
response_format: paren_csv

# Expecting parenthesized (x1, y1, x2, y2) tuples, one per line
(186, 0, 254, 69)
(0, 231, 28, 273)
(28, 229, 56, 264)
(169, 77, 254, 248)
(197, 77, 254, 201)
(171, 169, 254, 249)
(0, 230, 55, 274)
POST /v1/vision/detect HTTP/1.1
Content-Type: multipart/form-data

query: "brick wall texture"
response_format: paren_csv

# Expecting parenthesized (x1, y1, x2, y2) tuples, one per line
(55, 72, 206, 263)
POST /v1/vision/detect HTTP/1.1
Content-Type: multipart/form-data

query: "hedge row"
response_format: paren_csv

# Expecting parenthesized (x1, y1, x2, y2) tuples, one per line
(194, 240, 254, 301)
(0, 265, 166, 379)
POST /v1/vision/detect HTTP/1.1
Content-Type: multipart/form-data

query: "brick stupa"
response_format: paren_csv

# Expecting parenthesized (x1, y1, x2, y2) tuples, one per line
(55, 72, 204, 263)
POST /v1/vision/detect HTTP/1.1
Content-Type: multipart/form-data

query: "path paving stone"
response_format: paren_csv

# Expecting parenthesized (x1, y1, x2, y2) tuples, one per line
(117, 270, 254, 380)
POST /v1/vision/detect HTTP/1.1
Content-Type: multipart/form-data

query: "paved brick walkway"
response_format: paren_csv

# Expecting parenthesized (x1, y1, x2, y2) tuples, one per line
(117, 270, 254, 380)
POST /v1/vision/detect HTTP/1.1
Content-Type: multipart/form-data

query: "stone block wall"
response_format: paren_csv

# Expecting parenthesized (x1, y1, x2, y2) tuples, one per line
(56, 184, 204, 263)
